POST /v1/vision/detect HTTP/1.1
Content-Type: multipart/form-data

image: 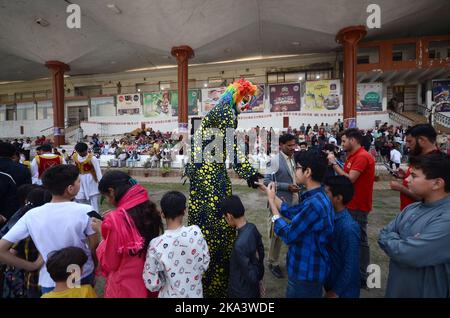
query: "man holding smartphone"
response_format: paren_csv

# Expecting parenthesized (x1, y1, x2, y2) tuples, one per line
(390, 124, 441, 211)
(264, 134, 301, 279)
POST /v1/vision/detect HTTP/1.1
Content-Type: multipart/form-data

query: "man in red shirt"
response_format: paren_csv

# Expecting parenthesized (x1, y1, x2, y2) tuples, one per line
(327, 128, 375, 288)
(390, 124, 441, 211)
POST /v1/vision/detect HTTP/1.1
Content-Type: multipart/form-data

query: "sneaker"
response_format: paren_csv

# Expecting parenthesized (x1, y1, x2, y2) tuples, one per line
(268, 264, 283, 279)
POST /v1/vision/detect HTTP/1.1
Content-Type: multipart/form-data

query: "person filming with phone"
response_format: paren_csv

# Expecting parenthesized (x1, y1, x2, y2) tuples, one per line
(263, 133, 301, 279)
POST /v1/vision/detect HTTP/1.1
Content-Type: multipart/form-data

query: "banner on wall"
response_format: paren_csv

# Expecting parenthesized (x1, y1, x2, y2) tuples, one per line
(357, 83, 383, 112)
(269, 83, 301, 112)
(305, 80, 341, 111)
(201, 86, 226, 114)
(143, 91, 172, 118)
(432, 80, 450, 112)
(242, 84, 265, 113)
(171, 90, 200, 116)
(117, 94, 141, 115)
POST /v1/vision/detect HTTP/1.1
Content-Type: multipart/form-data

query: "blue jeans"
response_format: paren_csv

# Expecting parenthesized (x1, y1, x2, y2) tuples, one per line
(286, 279, 323, 298)
(349, 209, 370, 287)
(40, 272, 95, 295)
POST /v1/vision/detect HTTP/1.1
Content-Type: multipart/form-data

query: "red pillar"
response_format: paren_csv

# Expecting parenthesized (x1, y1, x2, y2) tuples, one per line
(45, 61, 70, 146)
(336, 26, 366, 128)
(171, 46, 194, 134)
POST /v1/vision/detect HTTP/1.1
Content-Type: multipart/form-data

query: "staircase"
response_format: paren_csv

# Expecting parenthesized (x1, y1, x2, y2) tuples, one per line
(401, 111, 450, 134)
(401, 111, 427, 124)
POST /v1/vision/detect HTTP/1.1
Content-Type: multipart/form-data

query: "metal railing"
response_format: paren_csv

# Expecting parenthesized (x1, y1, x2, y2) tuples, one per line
(40, 120, 70, 134)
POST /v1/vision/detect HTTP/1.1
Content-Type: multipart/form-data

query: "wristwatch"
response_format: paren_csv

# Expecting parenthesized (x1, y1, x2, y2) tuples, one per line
(271, 215, 281, 223)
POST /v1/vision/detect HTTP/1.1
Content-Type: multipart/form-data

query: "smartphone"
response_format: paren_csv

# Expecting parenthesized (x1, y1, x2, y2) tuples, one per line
(87, 211, 103, 221)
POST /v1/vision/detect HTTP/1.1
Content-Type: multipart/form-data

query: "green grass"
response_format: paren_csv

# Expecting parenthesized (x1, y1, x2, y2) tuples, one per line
(96, 184, 399, 298)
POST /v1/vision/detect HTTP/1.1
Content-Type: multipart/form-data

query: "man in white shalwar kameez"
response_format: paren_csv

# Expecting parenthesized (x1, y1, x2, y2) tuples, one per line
(73, 142, 102, 212)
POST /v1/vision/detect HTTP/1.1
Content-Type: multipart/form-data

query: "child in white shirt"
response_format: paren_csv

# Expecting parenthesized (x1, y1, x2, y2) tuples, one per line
(0, 164, 99, 294)
(143, 191, 210, 298)
(390, 145, 402, 170)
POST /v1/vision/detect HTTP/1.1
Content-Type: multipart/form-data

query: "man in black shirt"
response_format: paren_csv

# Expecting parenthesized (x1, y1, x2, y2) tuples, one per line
(0, 142, 31, 224)
(0, 171, 19, 224)
(0, 142, 31, 187)
(362, 130, 373, 152)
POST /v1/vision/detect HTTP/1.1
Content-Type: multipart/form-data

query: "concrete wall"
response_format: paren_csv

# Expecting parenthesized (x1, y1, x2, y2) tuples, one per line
(0, 118, 52, 138)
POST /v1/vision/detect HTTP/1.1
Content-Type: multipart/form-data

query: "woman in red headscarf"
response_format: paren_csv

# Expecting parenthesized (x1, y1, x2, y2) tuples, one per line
(93, 171, 163, 298)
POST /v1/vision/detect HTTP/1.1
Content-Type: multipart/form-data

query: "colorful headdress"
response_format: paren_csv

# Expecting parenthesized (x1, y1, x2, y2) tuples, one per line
(219, 79, 258, 112)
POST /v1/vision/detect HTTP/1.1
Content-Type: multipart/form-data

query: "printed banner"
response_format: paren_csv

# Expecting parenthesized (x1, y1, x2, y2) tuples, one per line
(117, 93, 141, 115)
(143, 91, 172, 118)
(305, 80, 341, 111)
(171, 90, 200, 116)
(201, 87, 226, 114)
(432, 80, 450, 112)
(241, 84, 265, 113)
(269, 83, 301, 112)
(357, 83, 383, 111)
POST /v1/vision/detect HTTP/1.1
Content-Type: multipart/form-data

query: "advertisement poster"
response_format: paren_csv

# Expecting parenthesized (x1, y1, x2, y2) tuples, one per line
(201, 86, 226, 114)
(171, 90, 200, 116)
(432, 80, 450, 112)
(117, 93, 141, 115)
(242, 84, 265, 113)
(305, 80, 341, 111)
(357, 83, 383, 111)
(143, 91, 172, 117)
(269, 83, 301, 112)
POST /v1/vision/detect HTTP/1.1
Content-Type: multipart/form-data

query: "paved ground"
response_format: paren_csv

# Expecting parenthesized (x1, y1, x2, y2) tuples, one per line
(96, 179, 400, 298)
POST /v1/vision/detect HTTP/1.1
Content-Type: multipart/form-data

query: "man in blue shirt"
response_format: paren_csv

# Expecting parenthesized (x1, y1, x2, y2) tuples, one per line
(323, 176, 360, 298)
(258, 149, 334, 298)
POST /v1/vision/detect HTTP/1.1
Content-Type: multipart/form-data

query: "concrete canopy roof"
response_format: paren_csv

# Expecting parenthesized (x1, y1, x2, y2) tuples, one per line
(0, 0, 449, 81)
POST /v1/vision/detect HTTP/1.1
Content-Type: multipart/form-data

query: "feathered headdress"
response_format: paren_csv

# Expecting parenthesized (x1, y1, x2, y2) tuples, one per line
(219, 79, 258, 112)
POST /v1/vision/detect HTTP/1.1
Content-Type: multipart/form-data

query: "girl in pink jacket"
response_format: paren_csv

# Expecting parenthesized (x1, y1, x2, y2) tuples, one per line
(94, 171, 162, 298)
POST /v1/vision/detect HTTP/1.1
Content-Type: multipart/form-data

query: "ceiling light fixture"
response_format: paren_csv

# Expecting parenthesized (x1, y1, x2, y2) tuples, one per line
(291, 41, 301, 46)
(316, 75, 320, 79)
(107, 4, 122, 14)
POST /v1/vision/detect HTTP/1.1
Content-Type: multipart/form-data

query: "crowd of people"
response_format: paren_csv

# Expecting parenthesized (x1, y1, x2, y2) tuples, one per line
(0, 121, 450, 298)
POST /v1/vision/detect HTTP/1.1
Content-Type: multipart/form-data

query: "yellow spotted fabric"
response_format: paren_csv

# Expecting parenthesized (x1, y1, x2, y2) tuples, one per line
(188, 101, 257, 298)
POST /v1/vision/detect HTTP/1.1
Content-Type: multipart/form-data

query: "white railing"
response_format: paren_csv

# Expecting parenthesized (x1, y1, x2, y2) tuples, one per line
(388, 110, 414, 127)
(416, 104, 430, 118)
(417, 103, 450, 128)
(435, 112, 450, 128)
